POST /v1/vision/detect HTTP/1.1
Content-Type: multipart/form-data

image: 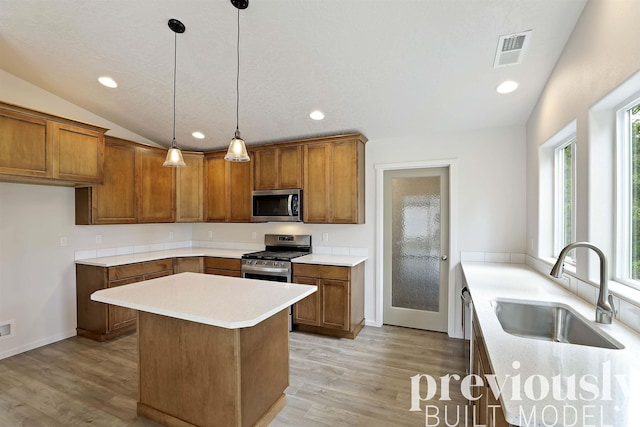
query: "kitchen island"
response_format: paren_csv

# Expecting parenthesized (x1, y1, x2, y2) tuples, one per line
(92, 272, 316, 427)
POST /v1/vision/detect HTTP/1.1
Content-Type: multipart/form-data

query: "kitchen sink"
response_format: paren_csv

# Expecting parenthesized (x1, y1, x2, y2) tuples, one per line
(491, 299, 624, 349)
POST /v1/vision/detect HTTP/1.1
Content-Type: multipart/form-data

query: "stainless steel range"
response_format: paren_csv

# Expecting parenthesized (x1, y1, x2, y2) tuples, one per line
(241, 234, 312, 283)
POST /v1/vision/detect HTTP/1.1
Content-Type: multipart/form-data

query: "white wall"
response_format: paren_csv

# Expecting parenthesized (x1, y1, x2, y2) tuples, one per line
(0, 71, 192, 359)
(194, 125, 527, 334)
(526, 0, 640, 280)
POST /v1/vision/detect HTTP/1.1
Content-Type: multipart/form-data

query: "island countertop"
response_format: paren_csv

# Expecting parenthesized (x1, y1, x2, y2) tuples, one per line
(91, 272, 317, 329)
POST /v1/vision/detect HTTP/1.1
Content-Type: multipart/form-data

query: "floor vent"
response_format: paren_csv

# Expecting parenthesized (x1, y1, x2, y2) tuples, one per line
(493, 30, 532, 68)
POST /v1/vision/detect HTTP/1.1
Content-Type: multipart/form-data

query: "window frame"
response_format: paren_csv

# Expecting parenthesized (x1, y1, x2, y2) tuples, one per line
(615, 95, 640, 290)
(553, 136, 577, 262)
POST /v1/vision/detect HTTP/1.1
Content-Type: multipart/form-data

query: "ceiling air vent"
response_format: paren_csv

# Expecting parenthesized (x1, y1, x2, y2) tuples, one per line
(493, 30, 532, 68)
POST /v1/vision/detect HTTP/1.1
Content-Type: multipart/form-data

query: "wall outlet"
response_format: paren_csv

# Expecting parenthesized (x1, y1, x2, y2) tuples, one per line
(251, 232, 257, 239)
(95, 234, 102, 244)
(169, 231, 174, 241)
(0, 320, 14, 340)
(208, 231, 214, 239)
(60, 237, 68, 247)
(322, 232, 329, 242)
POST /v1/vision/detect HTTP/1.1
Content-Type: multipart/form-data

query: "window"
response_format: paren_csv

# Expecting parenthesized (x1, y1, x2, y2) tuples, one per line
(617, 98, 640, 288)
(554, 137, 576, 260)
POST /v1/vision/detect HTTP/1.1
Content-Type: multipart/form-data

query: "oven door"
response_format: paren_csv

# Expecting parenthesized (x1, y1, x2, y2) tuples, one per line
(240, 265, 291, 282)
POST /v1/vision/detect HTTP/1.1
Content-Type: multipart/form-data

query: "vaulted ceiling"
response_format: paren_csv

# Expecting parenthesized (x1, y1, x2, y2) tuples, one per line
(0, 0, 586, 151)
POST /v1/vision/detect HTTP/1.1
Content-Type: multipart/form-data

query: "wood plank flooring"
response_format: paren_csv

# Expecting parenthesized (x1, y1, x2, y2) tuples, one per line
(0, 326, 468, 426)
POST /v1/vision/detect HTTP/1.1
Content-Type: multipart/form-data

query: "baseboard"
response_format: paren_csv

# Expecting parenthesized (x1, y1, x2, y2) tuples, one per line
(365, 319, 383, 327)
(0, 329, 76, 361)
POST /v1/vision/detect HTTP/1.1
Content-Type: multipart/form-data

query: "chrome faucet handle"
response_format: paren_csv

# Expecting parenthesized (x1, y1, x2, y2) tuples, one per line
(608, 294, 617, 319)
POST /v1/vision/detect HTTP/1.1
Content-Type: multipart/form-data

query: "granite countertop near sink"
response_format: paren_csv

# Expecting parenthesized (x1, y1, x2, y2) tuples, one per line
(463, 261, 640, 427)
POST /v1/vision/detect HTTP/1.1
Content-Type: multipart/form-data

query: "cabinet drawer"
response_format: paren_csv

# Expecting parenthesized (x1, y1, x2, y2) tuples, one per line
(143, 258, 173, 274)
(205, 268, 241, 278)
(293, 264, 349, 280)
(108, 263, 144, 281)
(204, 257, 241, 271)
(145, 270, 173, 280)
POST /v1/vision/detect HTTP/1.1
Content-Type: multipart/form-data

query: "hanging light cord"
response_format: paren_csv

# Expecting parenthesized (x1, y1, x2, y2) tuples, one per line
(172, 30, 178, 147)
(236, 7, 240, 133)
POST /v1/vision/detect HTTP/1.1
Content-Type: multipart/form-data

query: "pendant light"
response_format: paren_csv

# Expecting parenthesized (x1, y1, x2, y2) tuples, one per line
(224, 0, 250, 162)
(163, 18, 187, 168)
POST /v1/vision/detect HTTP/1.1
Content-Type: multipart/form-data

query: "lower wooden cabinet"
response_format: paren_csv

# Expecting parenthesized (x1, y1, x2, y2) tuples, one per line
(173, 256, 204, 274)
(204, 257, 241, 277)
(472, 310, 514, 427)
(76, 259, 173, 341)
(292, 262, 365, 339)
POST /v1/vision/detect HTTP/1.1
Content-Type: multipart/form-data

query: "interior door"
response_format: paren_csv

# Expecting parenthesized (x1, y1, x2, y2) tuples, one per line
(383, 167, 449, 332)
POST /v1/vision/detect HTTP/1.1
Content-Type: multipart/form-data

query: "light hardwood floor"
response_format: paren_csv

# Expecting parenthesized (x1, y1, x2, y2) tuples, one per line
(0, 326, 468, 426)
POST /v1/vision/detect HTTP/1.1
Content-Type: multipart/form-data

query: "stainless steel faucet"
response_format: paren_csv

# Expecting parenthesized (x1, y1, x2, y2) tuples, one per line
(550, 242, 616, 324)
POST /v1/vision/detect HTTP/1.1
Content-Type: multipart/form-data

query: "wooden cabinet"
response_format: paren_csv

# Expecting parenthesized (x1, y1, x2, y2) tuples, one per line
(253, 145, 302, 190)
(303, 134, 366, 224)
(471, 310, 514, 427)
(176, 152, 203, 222)
(136, 146, 175, 223)
(174, 256, 204, 274)
(292, 262, 365, 339)
(204, 257, 241, 277)
(204, 151, 253, 222)
(76, 137, 137, 224)
(0, 102, 106, 186)
(76, 258, 173, 341)
(76, 137, 175, 224)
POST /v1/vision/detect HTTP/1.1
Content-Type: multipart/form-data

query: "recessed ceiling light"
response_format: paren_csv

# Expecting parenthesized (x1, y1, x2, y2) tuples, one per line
(192, 131, 205, 139)
(98, 76, 118, 88)
(309, 110, 325, 121)
(496, 80, 518, 94)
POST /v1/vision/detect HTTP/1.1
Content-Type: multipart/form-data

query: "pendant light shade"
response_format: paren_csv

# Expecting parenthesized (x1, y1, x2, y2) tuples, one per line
(225, 0, 250, 163)
(163, 18, 187, 168)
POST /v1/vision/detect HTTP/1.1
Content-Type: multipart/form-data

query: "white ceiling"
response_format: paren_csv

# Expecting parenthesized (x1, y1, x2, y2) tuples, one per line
(0, 0, 586, 151)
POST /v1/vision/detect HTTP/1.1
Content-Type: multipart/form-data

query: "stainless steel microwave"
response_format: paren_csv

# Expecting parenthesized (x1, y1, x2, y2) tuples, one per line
(252, 189, 302, 222)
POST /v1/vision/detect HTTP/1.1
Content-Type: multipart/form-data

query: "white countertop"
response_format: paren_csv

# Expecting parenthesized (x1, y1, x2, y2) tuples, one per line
(75, 248, 251, 267)
(293, 254, 367, 267)
(463, 261, 640, 427)
(91, 272, 317, 329)
(75, 247, 367, 268)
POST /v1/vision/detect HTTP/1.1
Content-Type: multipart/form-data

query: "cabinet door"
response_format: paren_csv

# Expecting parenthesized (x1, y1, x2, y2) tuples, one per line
(321, 279, 350, 331)
(92, 140, 137, 224)
(137, 147, 176, 223)
(174, 257, 204, 274)
(176, 153, 203, 222)
(292, 276, 321, 326)
(253, 149, 277, 190)
(0, 109, 52, 178)
(108, 276, 142, 331)
(331, 140, 362, 223)
(229, 158, 253, 222)
(278, 145, 303, 189)
(53, 123, 104, 183)
(204, 154, 228, 221)
(303, 143, 331, 223)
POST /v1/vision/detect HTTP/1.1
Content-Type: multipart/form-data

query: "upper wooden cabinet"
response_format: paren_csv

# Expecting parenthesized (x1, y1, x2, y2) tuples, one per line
(76, 137, 136, 224)
(0, 102, 107, 186)
(76, 137, 175, 225)
(303, 134, 366, 224)
(253, 145, 302, 190)
(176, 152, 204, 222)
(136, 146, 175, 223)
(204, 151, 253, 222)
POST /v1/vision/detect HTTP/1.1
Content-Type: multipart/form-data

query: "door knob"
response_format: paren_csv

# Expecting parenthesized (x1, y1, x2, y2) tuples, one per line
(441, 255, 448, 261)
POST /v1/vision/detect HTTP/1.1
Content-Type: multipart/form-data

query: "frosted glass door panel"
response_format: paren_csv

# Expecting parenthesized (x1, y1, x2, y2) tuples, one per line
(391, 176, 440, 312)
(383, 167, 449, 332)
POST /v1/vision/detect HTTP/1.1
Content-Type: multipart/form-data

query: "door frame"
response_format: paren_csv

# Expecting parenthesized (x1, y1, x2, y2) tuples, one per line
(375, 159, 458, 337)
